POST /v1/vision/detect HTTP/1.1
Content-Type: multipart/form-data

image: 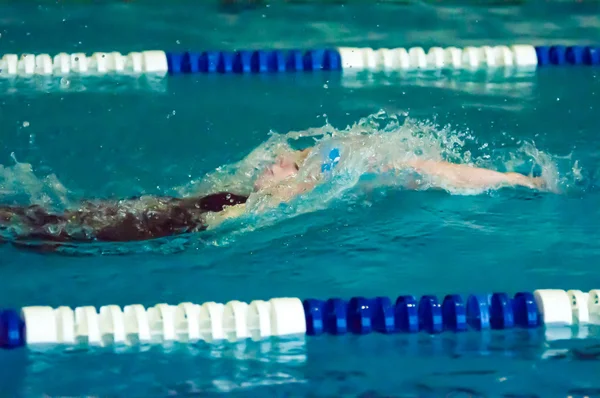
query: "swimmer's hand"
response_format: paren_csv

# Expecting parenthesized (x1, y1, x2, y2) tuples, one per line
(205, 203, 246, 229)
(504, 172, 550, 191)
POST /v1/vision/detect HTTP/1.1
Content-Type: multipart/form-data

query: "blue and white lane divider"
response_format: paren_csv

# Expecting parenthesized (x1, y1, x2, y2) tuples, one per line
(0, 289, 598, 350)
(1, 45, 599, 77)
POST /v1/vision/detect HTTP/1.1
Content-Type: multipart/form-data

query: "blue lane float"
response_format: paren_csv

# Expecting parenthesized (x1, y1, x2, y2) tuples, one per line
(164, 45, 600, 74)
(1, 289, 598, 350)
(442, 294, 467, 332)
(166, 49, 342, 74)
(1, 45, 599, 78)
(0, 310, 25, 349)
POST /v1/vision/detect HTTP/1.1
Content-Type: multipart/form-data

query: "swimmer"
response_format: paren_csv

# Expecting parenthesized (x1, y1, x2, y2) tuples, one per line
(0, 140, 548, 250)
(209, 143, 547, 224)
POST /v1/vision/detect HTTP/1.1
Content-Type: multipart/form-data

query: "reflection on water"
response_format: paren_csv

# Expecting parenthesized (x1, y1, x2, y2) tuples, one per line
(1, 329, 600, 396)
(0, 74, 167, 95)
(340, 68, 537, 99)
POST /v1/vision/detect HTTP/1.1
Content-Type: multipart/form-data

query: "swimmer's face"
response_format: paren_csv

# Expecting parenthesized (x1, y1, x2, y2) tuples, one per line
(254, 155, 299, 191)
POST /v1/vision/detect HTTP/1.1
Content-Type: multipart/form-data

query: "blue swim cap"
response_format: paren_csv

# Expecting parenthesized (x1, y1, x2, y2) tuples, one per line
(321, 148, 340, 172)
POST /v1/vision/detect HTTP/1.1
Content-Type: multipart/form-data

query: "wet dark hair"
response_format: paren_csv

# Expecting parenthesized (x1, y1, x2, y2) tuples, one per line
(0, 192, 248, 252)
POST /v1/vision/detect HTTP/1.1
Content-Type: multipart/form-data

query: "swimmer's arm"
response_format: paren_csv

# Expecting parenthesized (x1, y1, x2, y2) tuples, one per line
(204, 203, 247, 228)
(253, 181, 318, 210)
(207, 181, 318, 227)
(394, 159, 545, 190)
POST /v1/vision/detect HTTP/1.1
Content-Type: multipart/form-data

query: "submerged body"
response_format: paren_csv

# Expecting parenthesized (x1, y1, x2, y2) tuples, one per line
(0, 134, 549, 250)
(0, 193, 248, 245)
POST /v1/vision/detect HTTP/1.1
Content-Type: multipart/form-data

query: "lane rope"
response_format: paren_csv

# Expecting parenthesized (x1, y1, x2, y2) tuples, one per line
(1, 45, 598, 77)
(1, 289, 598, 350)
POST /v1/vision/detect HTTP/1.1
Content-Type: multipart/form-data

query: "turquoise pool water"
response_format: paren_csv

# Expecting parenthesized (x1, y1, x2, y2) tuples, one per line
(1, 2, 600, 396)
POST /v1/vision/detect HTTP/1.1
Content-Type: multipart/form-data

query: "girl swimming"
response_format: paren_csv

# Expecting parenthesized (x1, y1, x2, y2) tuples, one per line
(0, 136, 547, 251)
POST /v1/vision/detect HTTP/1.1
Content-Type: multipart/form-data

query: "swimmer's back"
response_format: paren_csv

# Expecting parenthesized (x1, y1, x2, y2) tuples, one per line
(0, 192, 248, 245)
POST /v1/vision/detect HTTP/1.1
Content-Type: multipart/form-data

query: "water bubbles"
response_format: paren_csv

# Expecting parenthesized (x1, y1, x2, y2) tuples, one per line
(22, 121, 29, 128)
(463, 150, 472, 163)
(46, 224, 59, 236)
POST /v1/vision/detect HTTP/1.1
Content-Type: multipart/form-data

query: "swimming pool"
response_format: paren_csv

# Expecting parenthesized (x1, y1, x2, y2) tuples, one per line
(1, 1, 600, 396)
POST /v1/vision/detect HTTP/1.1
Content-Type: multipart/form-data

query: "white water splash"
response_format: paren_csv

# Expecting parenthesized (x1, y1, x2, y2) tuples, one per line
(176, 110, 583, 241)
(0, 152, 72, 209)
(0, 110, 583, 226)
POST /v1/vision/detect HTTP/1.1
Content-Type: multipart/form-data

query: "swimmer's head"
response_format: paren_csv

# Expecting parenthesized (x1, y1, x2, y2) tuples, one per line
(254, 150, 310, 191)
(254, 154, 299, 191)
